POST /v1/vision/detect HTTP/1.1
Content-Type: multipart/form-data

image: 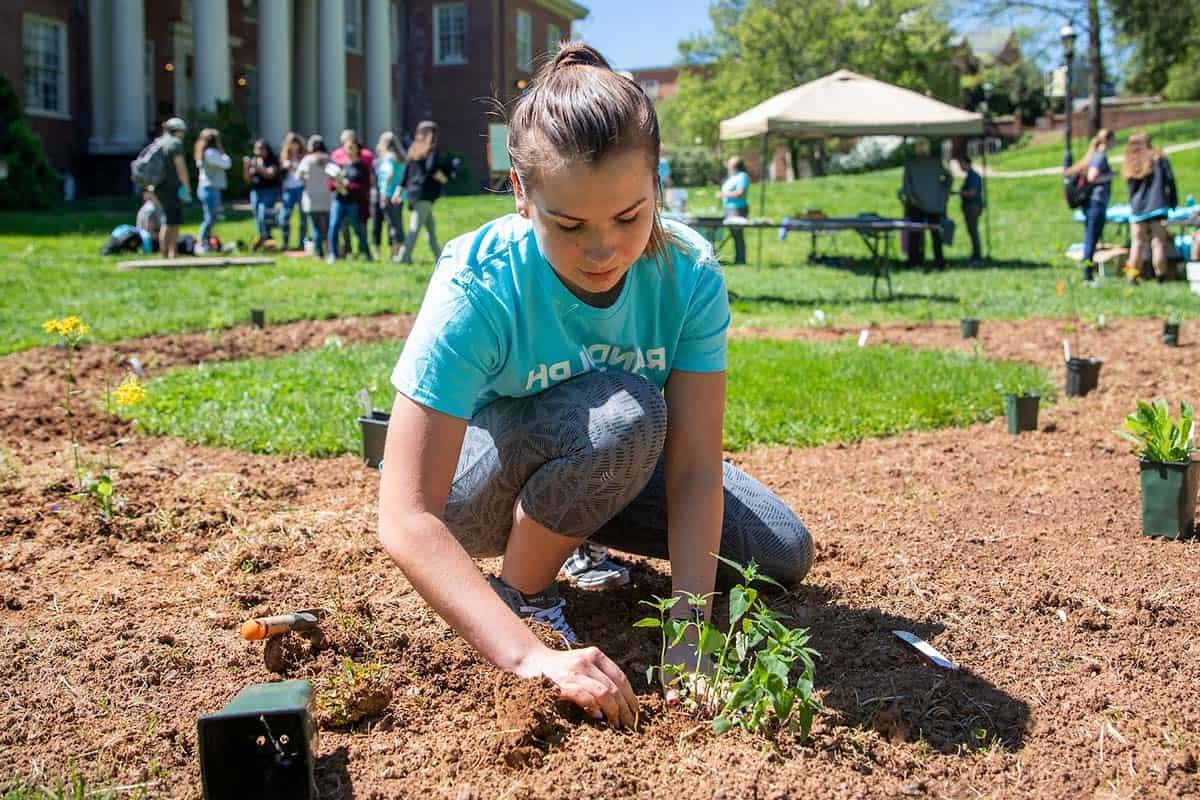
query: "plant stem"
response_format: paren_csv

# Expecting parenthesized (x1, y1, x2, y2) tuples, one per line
(65, 345, 80, 487)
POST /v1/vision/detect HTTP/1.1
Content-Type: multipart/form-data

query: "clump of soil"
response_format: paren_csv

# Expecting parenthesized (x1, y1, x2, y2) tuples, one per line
(316, 659, 393, 728)
(493, 673, 571, 768)
(263, 629, 327, 674)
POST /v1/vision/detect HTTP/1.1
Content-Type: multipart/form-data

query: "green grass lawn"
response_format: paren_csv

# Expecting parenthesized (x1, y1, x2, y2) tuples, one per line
(985, 115, 1200, 172)
(119, 337, 1052, 455)
(5, 144, 1200, 355)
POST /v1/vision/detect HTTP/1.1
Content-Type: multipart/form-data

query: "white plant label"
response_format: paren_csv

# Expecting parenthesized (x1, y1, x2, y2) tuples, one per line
(893, 630, 959, 670)
(356, 388, 373, 417)
(1062, 338, 1071, 363)
(858, 328, 870, 347)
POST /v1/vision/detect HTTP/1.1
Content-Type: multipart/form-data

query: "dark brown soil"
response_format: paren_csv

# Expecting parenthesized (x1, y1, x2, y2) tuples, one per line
(2, 314, 1199, 799)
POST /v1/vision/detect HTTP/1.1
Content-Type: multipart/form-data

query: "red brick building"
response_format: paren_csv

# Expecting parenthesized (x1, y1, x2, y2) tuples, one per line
(628, 65, 679, 103)
(2, 0, 587, 197)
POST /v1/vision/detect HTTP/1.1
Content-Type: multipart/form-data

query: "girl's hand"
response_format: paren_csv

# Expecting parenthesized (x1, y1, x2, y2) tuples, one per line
(517, 645, 639, 729)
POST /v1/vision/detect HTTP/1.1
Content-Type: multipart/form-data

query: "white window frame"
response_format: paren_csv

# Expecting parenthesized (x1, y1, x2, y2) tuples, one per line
(515, 10, 532, 72)
(345, 0, 363, 54)
(433, 3, 467, 66)
(546, 23, 561, 55)
(640, 79, 659, 100)
(22, 14, 70, 119)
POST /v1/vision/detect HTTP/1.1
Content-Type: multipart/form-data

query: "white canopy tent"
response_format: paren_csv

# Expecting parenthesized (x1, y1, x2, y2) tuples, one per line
(718, 69, 989, 263)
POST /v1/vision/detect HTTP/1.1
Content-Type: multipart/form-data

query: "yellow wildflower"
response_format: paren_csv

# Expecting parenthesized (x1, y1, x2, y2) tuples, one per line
(1055, 280, 1065, 297)
(42, 316, 90, 341)
(112, 375, 147, 406)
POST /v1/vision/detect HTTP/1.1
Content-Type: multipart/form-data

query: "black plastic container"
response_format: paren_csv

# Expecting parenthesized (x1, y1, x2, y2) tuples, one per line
(358, 410, 390, 468)
(1139, 459, 1200, 539)
(1065, 357, 1102, 397)
(198, 679, 316, 800)
(960, 318, 980, 339)
(250, 309, 265, 329)
(1163, 321, 1181, 346)
(1004, 393, 1040, 434)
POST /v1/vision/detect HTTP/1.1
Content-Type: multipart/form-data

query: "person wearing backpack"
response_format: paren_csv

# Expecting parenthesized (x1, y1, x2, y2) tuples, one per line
(138, 117, 192, 258)
(1064, 129, 1114, 284)
(1124, 132, 1179, 282)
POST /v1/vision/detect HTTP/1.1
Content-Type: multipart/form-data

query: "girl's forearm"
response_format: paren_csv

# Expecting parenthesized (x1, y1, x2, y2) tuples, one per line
(664, 470, 724, 619)
(378, 509, 546, 672)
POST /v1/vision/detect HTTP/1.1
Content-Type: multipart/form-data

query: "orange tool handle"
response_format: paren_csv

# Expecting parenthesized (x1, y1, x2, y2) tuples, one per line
(240, 612, 315, 641)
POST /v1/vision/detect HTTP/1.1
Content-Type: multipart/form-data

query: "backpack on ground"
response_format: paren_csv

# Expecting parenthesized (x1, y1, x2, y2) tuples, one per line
(130, 136, 168, 189)
(101, 224, 144, 256)
(1064, 173, 1091, 209)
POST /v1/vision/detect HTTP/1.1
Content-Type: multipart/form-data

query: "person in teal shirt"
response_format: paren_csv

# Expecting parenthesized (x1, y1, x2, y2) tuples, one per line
(718, 157, 750, 264)
(376, 43, 813, 730)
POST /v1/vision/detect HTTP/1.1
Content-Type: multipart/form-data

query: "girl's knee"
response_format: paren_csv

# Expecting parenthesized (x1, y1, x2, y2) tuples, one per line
(563, 370, 667, 459)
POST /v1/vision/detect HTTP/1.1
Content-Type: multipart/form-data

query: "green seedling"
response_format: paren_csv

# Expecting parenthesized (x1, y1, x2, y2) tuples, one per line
(1115, 399, 1195, 463)
(70, 471, 120, 521)
(634, 555, 819, 739)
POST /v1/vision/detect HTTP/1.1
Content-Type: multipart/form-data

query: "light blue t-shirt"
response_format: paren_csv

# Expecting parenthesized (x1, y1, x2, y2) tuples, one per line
(377, 153, 403, 199)
(392, 214, 730, 420)
(722, 171, 750, 214)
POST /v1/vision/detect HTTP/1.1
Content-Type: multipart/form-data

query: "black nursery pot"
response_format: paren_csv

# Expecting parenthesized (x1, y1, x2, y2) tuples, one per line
(961, 318, 980, 339)
(358, 410, 390, 468)
(1139, 459, 1200, 540)
(1064, 357, 1102, 397)
(250, 309, 265, 328)
(1162, 321, 1181, 346)
(1004, 393, 1040, 434)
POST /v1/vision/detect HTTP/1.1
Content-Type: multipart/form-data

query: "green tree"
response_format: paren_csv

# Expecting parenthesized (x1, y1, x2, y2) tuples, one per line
(664, 0, 960, 150)
(1108, 0, 1200, 97)
(0, 74, 59, 209)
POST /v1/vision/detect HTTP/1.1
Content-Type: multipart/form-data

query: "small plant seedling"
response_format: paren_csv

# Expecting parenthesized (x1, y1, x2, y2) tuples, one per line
(70, 471, 123, 520)
(1115, 400, 1196, 464)
(634, 555, 820, 739)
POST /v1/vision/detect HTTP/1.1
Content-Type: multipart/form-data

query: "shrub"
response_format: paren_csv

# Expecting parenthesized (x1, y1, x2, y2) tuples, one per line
(665, 147, 725, 187)
(0, 74, 59, 209)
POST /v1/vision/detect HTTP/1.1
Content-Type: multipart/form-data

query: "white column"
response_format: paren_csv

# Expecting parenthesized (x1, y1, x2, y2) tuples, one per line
(318, 0, 347, 143)
(110, 0, 147, 150)
(258, 0, 294, 144)
(294, 0, 319, 135)
(193, 0, 231, 112)
(87, 0, 112, 150)
(365, 0, 392, 144)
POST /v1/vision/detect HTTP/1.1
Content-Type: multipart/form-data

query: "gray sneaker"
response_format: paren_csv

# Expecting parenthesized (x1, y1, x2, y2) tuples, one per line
(488, 575, 578, 644)
(561, 543, 631, 591)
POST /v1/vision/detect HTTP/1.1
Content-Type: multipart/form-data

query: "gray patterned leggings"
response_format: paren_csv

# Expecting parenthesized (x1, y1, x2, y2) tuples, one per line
(441, 370, 814, 589)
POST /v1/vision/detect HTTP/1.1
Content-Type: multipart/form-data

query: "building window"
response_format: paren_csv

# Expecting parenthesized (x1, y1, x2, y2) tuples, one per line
(345, 0, 363, 53)
(347, 90, 363, 134)
(640, 79, 659, 100)
(22, 15, 69, 117)
(515, 10, 532, 71)
(546, 23, 561, 55)
(433, 3, 467, 66)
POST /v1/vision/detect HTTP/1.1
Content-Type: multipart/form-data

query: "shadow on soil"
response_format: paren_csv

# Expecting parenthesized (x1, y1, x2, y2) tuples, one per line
(315, 746, 354, 799)
(571, 566, 1030, 756)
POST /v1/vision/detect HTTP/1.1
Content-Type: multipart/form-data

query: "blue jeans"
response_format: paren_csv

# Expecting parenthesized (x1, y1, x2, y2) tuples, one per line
(250, 187, 280, 239)
(197, 185, 221, 242)
(329, 200, 371, 259)
(277, 186, 307, 248)
(1083, 196, 1107, 263)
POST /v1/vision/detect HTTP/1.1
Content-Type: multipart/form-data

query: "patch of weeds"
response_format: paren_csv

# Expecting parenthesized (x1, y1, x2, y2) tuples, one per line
(636, 556, 820, 739)
(316, 659, 392, 728)
(0, 449, 19, 486)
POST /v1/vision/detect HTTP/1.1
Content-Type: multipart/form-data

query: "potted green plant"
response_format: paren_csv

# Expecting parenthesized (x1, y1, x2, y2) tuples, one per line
(1003, 391, 1040, 434)
(1116, 400, 1199, 540)
(355, 389, 388, 468)
(1062, 325, 1102, 397)
(959, 300, 980, 339)
(1162, 311, 1182, 347)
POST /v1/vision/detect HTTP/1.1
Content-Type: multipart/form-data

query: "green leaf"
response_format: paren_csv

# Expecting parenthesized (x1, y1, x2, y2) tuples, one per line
(729, 586, 756, 627)
(632, 617, 662, 628)
(645, 666, 655, 685)
(712, 715, 734, 735)
(698, 625, 725, 656)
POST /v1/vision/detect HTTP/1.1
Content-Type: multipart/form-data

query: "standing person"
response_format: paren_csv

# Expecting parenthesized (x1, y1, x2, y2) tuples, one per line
(297, 135, 334, 258)
(326, 132, 373, 262)
(956, 155, 985, 265)
(374, 131, 406, 262)
(153, 117, 192, 258)
(376, 43, 814, 727)
(1124, 131, 1179, 283)
(899, 138, 950, 271)
(396, 121, 456, 264)
(1065, 128, 1115, 284)
(332, 129, 375, 256)
(717, 157, 750, 265)
(243, 139, 282, 248)
(657, 144, 672, 208)
(194, 127, 231, 254)
(277, 132, 309, 251)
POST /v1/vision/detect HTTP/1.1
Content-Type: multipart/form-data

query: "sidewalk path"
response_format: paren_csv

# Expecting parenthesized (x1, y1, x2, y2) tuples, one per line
(955, 139, 1200, 179)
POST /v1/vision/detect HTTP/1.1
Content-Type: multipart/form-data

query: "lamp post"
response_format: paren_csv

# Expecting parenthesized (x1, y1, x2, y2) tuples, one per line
(1060, 22, 1077, 169)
